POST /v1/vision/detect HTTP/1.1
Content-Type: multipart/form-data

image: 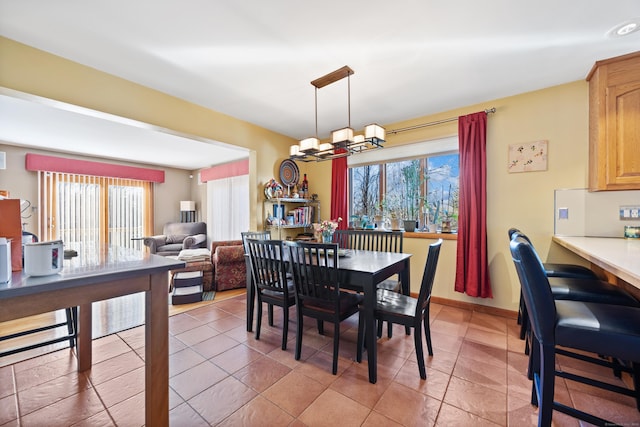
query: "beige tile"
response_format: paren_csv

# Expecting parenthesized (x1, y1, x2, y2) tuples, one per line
(207, 313, 246, 333)
(458, 340, 507, 369)
(169, 360, 228, 400)
(330, 362, 393, 409)
(393, 358, 451, 401)
(190, 333, 240, 359)
(374, 382, 441, 427)
(19, 387, 105, 427)
(86, 350, 144, 386)
(187, 376, 257, 425)
(233, 355, 291, 393)
(169, 347, 206, 377)
(443, 376, 506, 425)
(169, 312, 207, 335)
(17, 370, 91, 416)
(107, 390, 145, 427)
(210, 343, 262, 374)
(174, 324, 220, 346)
(452, 355, 507, 394)
(169, 402, 210, 427)
(262, 371, 326, 417)
(464, 327, 507, 350)
(437, 402, 502, 426)
(69, 410, 115, 426)
(14, 355, 78, 391)
(0, 366, 14, 400)
(468, 311, 509, 335)
(0, 393, 18, 426)
(299, 388, 371, 427)
(361, 410, 404, 427)
(217, 395, 295, 427)
(93, 366, 145, 408)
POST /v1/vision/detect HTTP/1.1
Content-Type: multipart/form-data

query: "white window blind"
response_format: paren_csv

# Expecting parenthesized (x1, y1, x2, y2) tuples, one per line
(207, 174, 249, 241)
(39, 172, 152, 257)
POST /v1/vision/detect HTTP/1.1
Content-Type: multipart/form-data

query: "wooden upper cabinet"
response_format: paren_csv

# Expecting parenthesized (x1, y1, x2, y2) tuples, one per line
(587, 51, 640, 191)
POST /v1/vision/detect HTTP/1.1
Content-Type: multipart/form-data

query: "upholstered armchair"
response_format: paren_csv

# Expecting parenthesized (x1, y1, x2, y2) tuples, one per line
(211, 240, 246, 291)
(143, 222, 207, 256)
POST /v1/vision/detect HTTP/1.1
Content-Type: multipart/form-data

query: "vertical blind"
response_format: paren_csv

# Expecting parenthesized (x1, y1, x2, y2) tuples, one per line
(39, 172, 153, 256)
(207, 174, 249, 241)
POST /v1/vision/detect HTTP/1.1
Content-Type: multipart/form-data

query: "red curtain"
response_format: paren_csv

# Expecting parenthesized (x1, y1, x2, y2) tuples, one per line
(454, 111, 492, 298)
(331, 151, 348, 230)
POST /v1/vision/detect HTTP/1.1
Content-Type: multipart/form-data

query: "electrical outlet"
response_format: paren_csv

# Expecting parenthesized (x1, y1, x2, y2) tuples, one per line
(620, 205, 640, 220)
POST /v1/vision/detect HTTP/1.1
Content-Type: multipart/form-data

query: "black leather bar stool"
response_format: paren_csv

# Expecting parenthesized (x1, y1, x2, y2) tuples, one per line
(507, 229, 639, 344)
(510, 235, 640, 426)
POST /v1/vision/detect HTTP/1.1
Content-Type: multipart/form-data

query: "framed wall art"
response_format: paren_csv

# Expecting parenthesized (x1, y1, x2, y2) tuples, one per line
(508, 140, 548, 173)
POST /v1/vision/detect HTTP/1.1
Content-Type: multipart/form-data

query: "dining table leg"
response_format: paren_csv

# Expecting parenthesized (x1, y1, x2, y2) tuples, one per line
(364, 278, 377, 384)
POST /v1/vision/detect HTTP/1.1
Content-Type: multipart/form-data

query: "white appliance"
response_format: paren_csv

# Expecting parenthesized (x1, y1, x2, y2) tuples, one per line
(0, 237, 11, 283)
(24, 240, 64, 276)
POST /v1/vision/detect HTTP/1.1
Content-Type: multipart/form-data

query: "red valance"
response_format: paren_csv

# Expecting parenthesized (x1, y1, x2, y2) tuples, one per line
(25, 153, 165, 183)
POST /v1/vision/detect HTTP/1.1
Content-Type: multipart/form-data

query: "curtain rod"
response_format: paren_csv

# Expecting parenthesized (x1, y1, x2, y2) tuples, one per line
(387, 107, 496, 135)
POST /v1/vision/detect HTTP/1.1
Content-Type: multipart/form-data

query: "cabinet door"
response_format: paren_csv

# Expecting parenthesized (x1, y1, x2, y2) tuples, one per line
(605, 81, 640, 189)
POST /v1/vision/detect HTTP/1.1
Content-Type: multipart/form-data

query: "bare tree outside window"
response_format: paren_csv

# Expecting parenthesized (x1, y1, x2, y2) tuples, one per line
(350, 164, 380, 217)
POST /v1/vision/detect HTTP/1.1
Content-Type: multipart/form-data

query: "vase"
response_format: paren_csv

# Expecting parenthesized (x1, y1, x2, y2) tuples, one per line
(322, 231, 333, 243)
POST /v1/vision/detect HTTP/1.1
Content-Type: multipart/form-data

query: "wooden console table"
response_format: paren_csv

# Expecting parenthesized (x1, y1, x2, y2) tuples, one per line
(0, 246, 184, 427)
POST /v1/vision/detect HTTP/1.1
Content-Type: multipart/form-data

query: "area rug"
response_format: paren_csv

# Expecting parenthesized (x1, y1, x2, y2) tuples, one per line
(202, 291, 216, 301)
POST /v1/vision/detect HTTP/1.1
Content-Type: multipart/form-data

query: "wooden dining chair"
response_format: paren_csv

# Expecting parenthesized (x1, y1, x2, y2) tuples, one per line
(358, 239, 442, 380)
(288, 241, 363, 375)
(334, 229, 404, 337)
(245, 238, 295, 350)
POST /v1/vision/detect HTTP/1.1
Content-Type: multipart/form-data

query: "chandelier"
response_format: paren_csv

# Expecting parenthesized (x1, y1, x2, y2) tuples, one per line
(289, 66, 385, 162)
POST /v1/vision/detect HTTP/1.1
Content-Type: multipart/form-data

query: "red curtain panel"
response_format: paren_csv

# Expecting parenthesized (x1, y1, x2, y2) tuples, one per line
(331, 150, 348, 230)
(454, 111, 492, 298)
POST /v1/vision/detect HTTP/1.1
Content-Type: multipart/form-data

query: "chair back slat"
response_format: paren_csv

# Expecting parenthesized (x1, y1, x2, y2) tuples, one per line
(241, 231, 272, 253)
(288, 242, 340, 308)
(416, 239, 442, 315)
(509, 235, 557, 345)
(333, 229, 403, 253)
(246, 238, 289, 296)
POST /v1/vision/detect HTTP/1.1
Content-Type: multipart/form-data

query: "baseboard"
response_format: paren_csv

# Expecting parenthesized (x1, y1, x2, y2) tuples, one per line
(430, 296, 518, 320)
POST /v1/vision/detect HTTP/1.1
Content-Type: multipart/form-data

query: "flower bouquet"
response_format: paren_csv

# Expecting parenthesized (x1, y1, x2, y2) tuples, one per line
(315, 217, 342, 242)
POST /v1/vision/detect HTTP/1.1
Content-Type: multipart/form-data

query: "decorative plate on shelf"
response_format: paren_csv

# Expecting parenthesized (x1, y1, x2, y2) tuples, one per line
(279, 159, 300, 187)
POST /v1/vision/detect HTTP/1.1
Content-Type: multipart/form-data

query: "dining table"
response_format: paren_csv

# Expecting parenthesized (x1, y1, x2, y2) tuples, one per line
(0, 246, 184, 427)
(245, 247, 411, 384)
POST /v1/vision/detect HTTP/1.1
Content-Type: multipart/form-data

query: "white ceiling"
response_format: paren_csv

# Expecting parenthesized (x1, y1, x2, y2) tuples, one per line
(1, 0, 639, 169)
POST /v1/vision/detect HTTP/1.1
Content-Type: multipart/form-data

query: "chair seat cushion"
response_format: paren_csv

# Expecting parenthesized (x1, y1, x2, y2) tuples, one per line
(549, 277, 640, 307)
(376, 279, 400, 292)
(376, 289, 417, 318)
(555, 300, 640, 362)
(543, 263, 598, 279)
(303, 291, 364, 315)
(261, 280, 295, 298)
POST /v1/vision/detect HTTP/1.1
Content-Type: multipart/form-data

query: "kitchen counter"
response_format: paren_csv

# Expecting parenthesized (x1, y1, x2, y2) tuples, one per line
(552, 236, 640, 289)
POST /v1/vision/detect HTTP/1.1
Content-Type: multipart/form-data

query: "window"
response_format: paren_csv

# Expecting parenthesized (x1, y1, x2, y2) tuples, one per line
(349, 142, 459, 232)
(40, 172, 153, 255)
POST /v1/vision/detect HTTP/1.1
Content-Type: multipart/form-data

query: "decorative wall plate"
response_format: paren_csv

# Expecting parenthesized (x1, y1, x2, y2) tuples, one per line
(279, 159, 300, 187)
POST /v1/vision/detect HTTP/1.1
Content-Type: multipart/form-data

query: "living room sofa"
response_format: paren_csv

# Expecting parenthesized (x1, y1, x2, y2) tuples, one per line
(211, 240, 246, 291)
(143, 222, 207, 256)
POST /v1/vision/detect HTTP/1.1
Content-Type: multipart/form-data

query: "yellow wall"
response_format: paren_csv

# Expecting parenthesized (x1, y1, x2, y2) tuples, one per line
(0, 36, 295, 234)
(300, 80, 590, 313)
(0, 36, 593, 313)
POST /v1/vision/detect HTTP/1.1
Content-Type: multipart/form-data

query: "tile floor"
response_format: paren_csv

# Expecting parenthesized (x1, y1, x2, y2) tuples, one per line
(1, 293, 638, 426)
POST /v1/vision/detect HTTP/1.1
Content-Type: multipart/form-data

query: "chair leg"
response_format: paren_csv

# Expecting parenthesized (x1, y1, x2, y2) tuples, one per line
(520, 300, 528, 340)
(356, 314, 365, 363)
(633, 362, 640, 411)
(268, 304, 274, 326)
(295, 310, 303, 361)
(66, 307, 77, 348)
(377, 319, 383, 338)
(387, 321, 393, 338)
(537, 342, 556, 427)
(255, 299, 263, 341)
(281, 305, 289, 351)
(423, 312, 433, 356)
(414, 323, 426, 380)
(317, 319, 324, 335)
(332, 321, 340, 375)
